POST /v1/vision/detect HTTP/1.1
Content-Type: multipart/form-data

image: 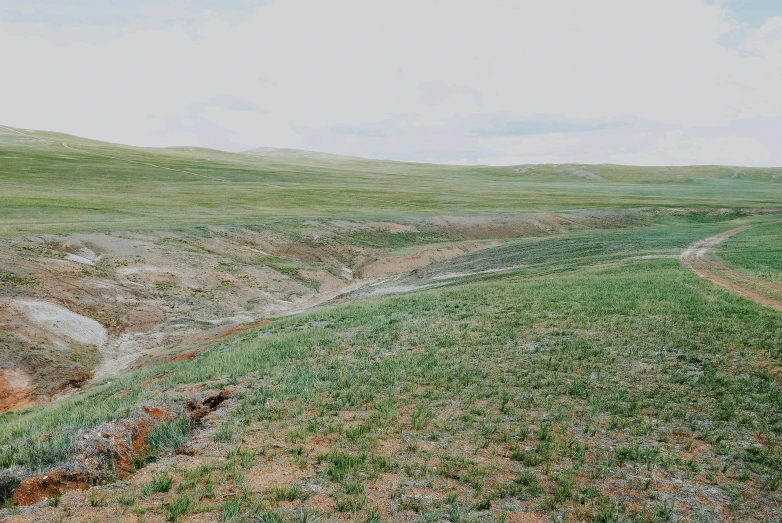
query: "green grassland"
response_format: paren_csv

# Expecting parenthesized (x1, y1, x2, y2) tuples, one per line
(2, 216, 782, 520)
(2, 125, 782, 236)
(714, 222, 782, 284)
(400, 215, 769, 279)
(2, 125, 782, 520)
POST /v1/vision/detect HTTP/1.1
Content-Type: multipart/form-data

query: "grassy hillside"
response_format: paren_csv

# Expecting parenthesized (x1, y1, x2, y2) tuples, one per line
(2, 125, 782, 236)
(2, 216, 782, 521)
(2, 125, 782, 521)
(384, 214, 768, 281)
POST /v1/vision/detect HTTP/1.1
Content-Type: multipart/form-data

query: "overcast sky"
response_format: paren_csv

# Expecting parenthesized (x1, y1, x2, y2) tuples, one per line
(1, 0, 781, 166)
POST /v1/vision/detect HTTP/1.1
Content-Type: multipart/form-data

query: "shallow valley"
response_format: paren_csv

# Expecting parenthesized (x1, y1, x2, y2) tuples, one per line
(1, 126, 782, 522)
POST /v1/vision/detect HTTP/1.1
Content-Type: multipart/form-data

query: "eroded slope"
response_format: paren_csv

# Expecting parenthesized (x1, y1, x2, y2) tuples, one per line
(1, 212, 642, 411)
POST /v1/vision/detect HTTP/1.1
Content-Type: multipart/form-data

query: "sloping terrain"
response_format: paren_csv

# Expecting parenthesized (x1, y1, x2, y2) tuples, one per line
(1, 126, 782, 522)
(0, 204, 688, 412)
(2, 216, 782, 522)
(3, 124, 782, 237)
(0, 221, 483, 410)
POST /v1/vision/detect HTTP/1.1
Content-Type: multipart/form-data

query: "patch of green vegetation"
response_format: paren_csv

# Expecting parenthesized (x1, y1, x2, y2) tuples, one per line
(339, 230, 451, 249)
(490, 471, 544, 501)
(116, 493, 136, 506)
(256, 511, 286, 523)
(165, 494, 195, 522)
(88, 490, 107, 507)
(155, 280, 176, 291)
(660, 209, 750, 223)
(715, 221, 782, 284)
(143, 473, 174, 496)
(135, 418, 191, 468)
(0, 270, 37, 295)
(213, 424, 236, 443)
(256, 255, 318, 288)
(221, 492, 253, 521)
(267, 484, 309, 503)
(0, 271, 37, 287)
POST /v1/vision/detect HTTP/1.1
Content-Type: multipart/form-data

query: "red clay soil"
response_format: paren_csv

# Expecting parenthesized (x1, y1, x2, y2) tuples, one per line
(115, 405, 175, 478)
(12, 470, 92, 506)
(0, 372, 34, 412)
(11, 389, 232, 506)
(12, 405, 176, 506)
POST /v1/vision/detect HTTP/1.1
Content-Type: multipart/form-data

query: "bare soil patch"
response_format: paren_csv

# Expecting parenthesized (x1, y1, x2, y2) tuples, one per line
(0, 366, 34, 411)
(360, 243, 488, 278)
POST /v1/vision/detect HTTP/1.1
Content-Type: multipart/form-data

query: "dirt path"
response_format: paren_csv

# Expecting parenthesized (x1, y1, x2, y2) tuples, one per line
(681, 226, 782, 311)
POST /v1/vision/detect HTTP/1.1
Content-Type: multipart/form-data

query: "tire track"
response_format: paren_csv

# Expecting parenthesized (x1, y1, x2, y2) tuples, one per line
(681, 226, 782, 311)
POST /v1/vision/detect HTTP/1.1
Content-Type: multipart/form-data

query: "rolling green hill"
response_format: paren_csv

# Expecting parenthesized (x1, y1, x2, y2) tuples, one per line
(2, 124, 781, 237)
(1, 125, 782, 521)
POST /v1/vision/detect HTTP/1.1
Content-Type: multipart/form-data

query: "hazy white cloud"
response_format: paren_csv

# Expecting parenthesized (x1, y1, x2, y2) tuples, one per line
(0, 0, 781, 165)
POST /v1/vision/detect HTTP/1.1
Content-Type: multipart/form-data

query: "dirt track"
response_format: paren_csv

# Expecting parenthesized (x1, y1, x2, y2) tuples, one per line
(681, 226, 782, 311)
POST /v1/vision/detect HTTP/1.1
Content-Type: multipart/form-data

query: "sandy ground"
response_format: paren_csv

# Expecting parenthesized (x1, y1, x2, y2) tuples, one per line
(359, 243, 489, 278)
(9, 299, 108, 347)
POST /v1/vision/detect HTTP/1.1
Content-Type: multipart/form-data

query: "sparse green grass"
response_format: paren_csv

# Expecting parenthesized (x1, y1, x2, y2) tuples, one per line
(143, 473, 174, 496)
(88, 490, 107, 507)
(214, 424, 237, 443)
(154, 280, 176, 291)
(117, 493, 136, 506)
(256, 255, 319, 288)
(267, 484, 309, 503)
(165, 494, 195, 522)
(339, 230, 451, 249)
(3, 217, 780, 518)
(221, 492, 253, 522)
(134, 418, 191, 468)
(0, 270, 37, 291)
(1, 133, 782, 521)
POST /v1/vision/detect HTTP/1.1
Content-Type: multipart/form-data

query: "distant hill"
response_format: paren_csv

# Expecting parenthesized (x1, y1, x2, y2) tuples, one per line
(1, 123, 781, 237)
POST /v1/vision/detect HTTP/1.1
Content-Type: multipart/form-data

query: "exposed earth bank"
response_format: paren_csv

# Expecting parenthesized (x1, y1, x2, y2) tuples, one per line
(0, 211, 647, 412)
(4, 208, 777, 413)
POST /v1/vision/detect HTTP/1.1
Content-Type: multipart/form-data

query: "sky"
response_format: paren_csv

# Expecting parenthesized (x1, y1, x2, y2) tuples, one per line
(0, 0, 781, 166)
